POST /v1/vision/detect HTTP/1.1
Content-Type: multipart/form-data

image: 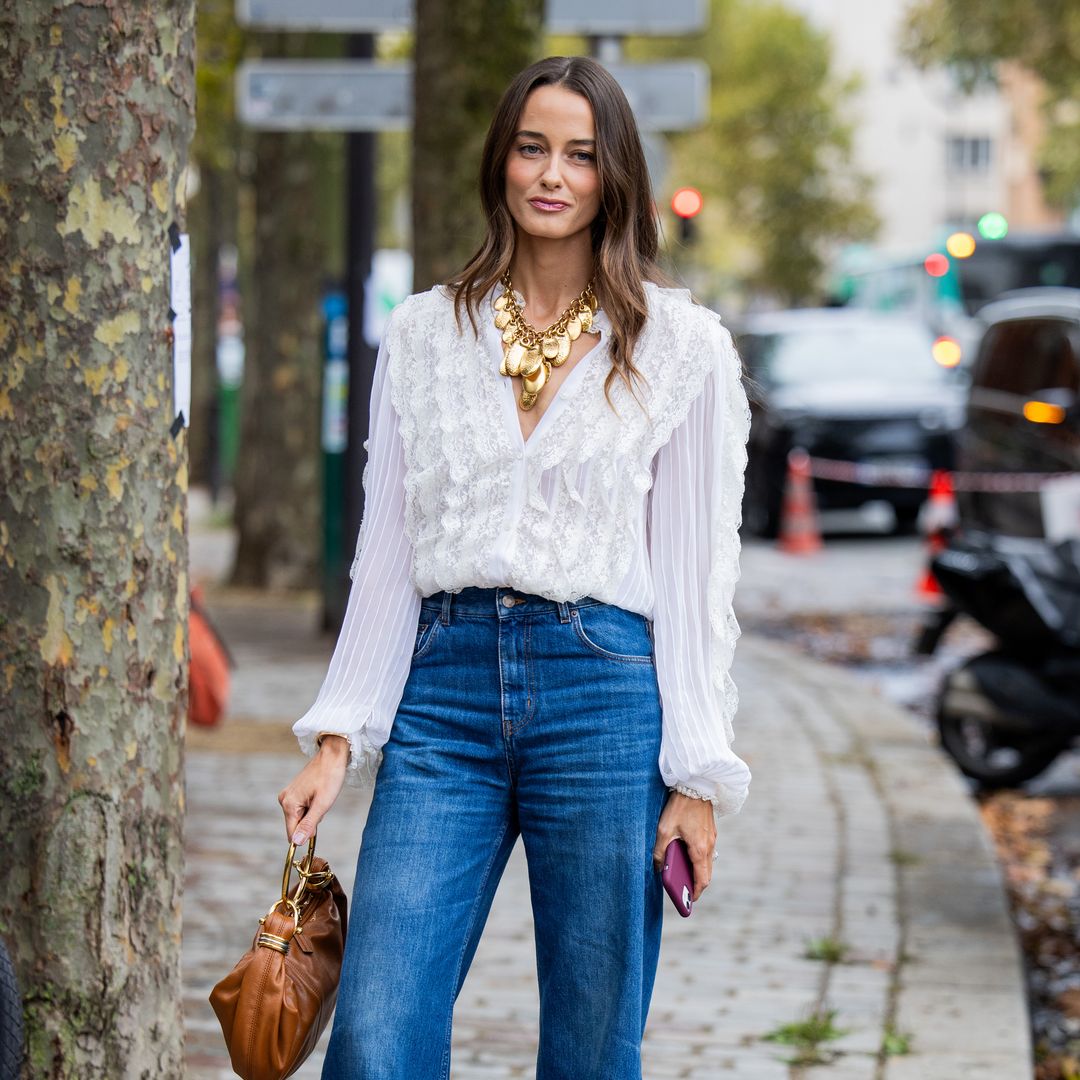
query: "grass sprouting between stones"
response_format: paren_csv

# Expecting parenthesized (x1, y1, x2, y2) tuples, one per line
(881, 1022, 913, 1056)
(762, 1008, 850, 1066)
(804, 935, 851, 963)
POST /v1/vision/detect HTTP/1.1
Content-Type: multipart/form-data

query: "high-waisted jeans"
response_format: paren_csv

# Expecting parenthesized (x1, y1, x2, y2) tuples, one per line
(320, 585, 669, 1080)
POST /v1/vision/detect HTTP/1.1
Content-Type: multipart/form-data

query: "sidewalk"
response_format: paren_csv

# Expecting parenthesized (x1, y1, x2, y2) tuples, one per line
(183, 518, 1032, 1078)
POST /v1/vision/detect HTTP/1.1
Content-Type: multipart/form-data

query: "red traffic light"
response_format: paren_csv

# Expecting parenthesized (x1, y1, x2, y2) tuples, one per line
(924, 253, 949, 277)
(671, 187, 704, 219)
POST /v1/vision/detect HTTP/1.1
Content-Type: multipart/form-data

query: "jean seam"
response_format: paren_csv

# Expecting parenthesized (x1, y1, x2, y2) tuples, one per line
(439, 817, 511, 1080)
(496, 620, 516, 778)
(512, 618, 538, 736)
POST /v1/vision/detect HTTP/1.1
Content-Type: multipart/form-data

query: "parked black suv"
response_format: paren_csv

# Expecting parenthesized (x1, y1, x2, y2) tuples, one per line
(734, 308, 966, 536)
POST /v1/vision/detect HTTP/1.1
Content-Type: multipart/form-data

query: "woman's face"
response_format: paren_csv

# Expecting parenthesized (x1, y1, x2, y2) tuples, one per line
(504, 84, 601, 245)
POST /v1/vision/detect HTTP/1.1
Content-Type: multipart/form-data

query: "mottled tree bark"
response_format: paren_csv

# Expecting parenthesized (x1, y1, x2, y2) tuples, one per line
(0, 3, 195, 1077)
(412, 0, 545, 291)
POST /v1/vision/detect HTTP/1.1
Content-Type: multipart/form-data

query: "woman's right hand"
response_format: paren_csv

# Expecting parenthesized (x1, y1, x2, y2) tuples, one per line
(278, 734, 350, 845)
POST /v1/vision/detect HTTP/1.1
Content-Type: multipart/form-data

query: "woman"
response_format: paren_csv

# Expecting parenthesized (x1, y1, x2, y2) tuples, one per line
(281, 54, 753, 1079)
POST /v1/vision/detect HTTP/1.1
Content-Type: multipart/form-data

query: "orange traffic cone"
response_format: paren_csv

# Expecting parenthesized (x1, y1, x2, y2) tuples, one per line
(778, 447, 823, 555)
(915, 470, 958, 601)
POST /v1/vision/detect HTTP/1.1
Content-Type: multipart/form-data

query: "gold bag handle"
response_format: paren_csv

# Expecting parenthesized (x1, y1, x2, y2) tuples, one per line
(281, 834, 318, 906)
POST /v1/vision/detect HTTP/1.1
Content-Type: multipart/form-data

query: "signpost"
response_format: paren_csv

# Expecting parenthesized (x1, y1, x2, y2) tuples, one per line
(238, 61, 411, 131)
(237, 0, 705, 34)
(237, 59, 707, 133)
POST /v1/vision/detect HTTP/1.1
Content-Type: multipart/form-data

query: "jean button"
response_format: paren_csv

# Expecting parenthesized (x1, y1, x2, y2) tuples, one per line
(502, 594, 517, 608)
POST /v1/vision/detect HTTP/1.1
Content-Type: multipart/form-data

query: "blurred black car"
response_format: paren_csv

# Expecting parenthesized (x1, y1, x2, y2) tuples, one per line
(734, 308, 967, 537)
(956, 287, 1080, 537)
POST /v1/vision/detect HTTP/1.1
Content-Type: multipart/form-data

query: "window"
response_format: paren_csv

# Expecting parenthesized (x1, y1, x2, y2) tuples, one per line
(976, 319, 1078, 397)
(946, 136, 993, 175)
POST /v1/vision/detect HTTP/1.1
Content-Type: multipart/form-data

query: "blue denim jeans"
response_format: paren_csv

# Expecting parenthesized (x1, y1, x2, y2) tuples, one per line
(321, 586, 669, 1080)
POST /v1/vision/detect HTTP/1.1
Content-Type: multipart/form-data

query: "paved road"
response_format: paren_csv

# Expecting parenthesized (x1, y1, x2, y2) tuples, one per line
(182, 603, 1031, 1079)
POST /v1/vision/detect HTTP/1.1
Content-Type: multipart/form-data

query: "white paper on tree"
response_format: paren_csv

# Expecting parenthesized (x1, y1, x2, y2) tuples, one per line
(170, 234, 192, 427)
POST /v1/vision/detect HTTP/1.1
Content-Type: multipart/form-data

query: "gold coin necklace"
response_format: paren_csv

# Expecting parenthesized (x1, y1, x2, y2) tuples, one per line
(493, 271, 599, 410)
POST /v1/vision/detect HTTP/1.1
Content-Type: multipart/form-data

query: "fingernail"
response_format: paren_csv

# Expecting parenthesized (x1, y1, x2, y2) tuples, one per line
(292, 831, 305, 844)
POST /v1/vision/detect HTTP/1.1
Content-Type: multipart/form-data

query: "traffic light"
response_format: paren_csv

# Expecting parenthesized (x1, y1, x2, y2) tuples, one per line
(671, 187, 703, 245)
(945, 232, 976, 258)
(924, 252, 949, 277)
(977, 212, 1008, 240)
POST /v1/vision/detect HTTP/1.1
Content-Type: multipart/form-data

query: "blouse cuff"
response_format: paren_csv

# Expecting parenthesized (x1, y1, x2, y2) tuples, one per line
(670, 779, 749, 819)
(294, 721, 384, 788)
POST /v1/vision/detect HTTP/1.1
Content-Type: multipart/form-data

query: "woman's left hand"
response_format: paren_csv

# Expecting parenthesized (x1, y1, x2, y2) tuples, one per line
(652, 791, 717, 902)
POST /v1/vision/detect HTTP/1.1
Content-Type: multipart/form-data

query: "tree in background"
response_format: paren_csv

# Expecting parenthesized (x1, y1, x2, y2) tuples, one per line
(412, 0, 545, 291)
(0, 3, 195, 1075)
(229, 32, 344, 589)
(902, 0, 1080, 212)
(625, 0, 879, 306)
(187, 0, 246, 494)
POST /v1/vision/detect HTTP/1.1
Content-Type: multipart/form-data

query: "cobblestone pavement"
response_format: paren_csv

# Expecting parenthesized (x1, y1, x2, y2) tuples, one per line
(182, 589, 1032, 1079)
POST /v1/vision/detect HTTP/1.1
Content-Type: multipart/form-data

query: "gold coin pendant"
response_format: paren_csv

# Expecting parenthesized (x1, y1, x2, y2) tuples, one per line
(505, 340, 526, 376)
(520, 346, 543, 377)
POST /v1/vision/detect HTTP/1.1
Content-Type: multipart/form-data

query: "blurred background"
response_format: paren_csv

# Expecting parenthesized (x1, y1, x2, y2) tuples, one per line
(182, 0, 1080, 1075)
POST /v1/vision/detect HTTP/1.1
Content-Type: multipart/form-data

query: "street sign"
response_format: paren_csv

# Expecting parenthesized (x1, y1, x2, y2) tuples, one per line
(640, 132, 671, 197)
(237, 61, 411, 131)
(237, 60, 707, 132)
(548, 0, 706, 34)
(237, 0, 410, 32)
(605, 62, 708, 131)
(237, 0, 705, 34)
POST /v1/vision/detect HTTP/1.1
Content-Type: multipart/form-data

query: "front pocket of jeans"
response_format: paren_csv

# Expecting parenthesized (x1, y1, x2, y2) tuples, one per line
(570, 607, 654, 664)
(412, 619, 440, 659)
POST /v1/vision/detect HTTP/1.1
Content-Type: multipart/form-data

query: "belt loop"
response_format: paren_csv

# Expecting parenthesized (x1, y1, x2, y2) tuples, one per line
(440, 590, 452, 626)
(557, 600, 571, 623)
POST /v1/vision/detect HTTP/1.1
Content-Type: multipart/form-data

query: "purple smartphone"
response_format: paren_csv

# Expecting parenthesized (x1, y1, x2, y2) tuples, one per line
(661, 837, 694, 917)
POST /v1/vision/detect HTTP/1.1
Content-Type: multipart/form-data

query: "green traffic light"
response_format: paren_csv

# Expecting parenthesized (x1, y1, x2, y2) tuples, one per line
(977, 212, 1008, 240)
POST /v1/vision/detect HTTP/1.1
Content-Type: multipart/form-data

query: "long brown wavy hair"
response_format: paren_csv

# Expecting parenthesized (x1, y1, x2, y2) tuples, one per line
(445, 55, 680, 414)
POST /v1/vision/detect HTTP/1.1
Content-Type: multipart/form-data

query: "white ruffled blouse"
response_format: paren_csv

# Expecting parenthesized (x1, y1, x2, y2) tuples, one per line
(293, 279, 753, 818)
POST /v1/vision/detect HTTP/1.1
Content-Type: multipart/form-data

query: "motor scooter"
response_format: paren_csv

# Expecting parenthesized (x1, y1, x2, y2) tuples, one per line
(916, 530, 1080, 788)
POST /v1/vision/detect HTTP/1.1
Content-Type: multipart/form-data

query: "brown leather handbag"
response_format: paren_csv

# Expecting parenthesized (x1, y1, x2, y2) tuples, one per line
(209, 835, 348, 1080)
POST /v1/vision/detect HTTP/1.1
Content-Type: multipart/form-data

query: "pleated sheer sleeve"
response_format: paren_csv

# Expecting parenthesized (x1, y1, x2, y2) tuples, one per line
(647, 313, 753, 819)
(292, 326, 421, 785)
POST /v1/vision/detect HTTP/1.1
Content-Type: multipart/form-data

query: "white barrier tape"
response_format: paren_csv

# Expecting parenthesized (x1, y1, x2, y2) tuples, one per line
(803, 454, 1076, 493)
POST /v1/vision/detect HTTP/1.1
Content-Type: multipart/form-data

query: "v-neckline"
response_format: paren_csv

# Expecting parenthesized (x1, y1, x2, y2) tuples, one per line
(490, 321, 607, 453)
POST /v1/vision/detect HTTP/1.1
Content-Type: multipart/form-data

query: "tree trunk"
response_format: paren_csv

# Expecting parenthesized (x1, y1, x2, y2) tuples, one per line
(188, 163, 217, 492)
(0, 4, 195, 1077)
(229, 36, 333, 590)
(412, 0, 545, 291)
(228, 126, 325, 589)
